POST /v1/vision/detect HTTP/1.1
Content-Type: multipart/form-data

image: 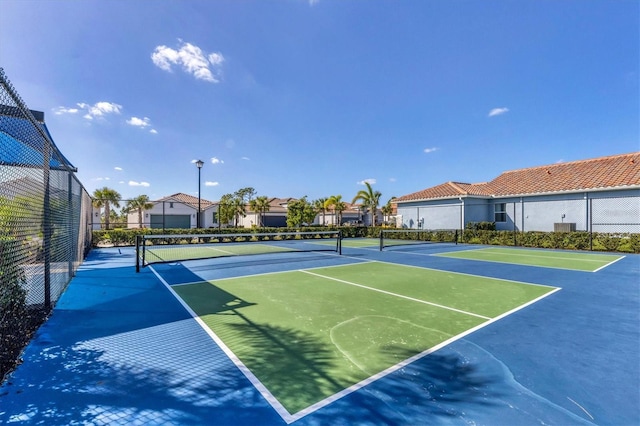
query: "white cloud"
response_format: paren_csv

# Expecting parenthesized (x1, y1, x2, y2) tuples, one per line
(127, 116, 151, 128)
(357, 178, 376, 185)
(129, 181, 150, 187)
(151, 41, 225, 83)
(53, 106, 79, 115)
(389, 177, 397, 182)
(424, 147, 438, 154)
(114, 167, 123, 171)
(488, 107, 509, 117)
(76, 101, 122, 120)
(210, 157, 224, 164)
(241, 157, 251, 161)
(150, 129, 158, 134)
(205, 181, 219, 187)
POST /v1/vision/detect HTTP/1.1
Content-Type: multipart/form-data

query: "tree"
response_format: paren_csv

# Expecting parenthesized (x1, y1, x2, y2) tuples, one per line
(313, 197, 328, 226)
(217, 194, 235, 229)
(381, 197, 396, 225)
(249, 196, 271, 227)
(286, 197, 318, 227)
(123, 195, 154, 228)
(325, 195, 346, 226)
(229, 187, 255, 228)
(351, 182, 382, 226)
(92, 187, 121, 230)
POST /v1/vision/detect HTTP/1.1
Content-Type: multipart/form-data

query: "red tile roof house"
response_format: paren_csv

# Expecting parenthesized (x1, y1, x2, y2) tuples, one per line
(393, 152, 640, 233)
(127, 193, 216, 229)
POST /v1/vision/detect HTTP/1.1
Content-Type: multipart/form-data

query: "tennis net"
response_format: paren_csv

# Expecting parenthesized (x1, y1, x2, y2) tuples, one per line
(379, 229, 458, 250)
(136, 230, 342, 271)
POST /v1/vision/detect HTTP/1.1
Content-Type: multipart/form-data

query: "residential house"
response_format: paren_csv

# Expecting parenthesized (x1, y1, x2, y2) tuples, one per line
(127, 192, 217, 229)
(394, 152, 640, 233)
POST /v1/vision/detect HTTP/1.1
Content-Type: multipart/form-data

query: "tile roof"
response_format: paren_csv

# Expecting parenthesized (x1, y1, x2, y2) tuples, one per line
(395, 152, 640, 202)
(156, 193, 215, 209)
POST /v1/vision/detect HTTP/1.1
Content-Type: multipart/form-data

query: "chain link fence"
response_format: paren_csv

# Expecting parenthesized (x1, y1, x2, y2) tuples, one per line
(397, 194, 640, 251)
(1, 68, 93, 381)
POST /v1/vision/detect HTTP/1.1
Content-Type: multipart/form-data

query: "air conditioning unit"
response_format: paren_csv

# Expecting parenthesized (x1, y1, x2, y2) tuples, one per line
(554, 223, 576, 232)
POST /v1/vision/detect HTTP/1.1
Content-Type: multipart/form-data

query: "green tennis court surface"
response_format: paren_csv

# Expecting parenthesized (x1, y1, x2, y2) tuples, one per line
(340, 237, 379, 248)
(435, 247, 624, 271)
(170, 261, 558, 416)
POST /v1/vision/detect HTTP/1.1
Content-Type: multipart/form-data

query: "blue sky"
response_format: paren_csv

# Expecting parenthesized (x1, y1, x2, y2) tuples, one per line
(1, 0, 638, 205)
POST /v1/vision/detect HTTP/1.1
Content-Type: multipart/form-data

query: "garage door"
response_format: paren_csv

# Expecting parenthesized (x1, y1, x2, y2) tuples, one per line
(263, 215, 287, 227)
(149, 214, 191, 229)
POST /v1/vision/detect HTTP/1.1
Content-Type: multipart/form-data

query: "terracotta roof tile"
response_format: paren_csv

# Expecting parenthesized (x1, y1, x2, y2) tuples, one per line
(156, 192, 215, 209)
(395, 152, 640, 202)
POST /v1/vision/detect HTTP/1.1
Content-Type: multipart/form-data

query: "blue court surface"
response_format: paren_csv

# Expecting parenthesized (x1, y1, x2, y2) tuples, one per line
(1, 242, 638, 425)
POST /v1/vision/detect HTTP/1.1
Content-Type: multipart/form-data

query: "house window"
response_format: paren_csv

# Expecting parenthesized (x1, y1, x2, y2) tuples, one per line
(494, 203, 507, 222)
(169, 202, 174, 208)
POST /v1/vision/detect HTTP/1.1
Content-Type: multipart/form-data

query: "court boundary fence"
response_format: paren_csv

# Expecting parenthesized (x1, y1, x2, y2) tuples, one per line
(0, 68, 93, 382)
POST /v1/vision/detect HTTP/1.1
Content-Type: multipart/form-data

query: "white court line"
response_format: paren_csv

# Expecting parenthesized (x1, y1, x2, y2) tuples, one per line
(198, 246, 238, 255)
(468, 248, 622, 263)
(300, 270, 492, 320)
(390, 248, 609, 273)
(593, 255, 625, 272)
(291, 285, 562, 422)
(567, 396, 595, 420)
(148, 265, 297, 423)
(170, 259, 377, 287)
(149, 259, 562, 424)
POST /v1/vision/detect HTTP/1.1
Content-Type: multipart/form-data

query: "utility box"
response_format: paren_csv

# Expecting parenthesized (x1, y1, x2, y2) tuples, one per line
(554, 223, 576, 232)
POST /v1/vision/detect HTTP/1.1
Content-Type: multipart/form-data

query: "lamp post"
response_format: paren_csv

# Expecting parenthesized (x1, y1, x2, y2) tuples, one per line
(195, 159, 204, 228)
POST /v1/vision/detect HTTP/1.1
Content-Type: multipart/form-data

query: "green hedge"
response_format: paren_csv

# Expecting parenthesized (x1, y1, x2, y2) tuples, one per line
(93, 227, 640, 254)
(461, 230, 640, 253)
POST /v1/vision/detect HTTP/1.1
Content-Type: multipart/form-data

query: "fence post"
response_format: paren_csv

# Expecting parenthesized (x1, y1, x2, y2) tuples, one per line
(589, 197, 593, 251)
(135, 235, 141, 272)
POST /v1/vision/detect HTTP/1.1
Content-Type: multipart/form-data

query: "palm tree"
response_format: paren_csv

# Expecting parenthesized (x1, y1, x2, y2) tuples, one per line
(313, 197, 328, 226)
(326, 195, 346, 225)
(92, 187, 121, 230)
(249, 196, 271, 227)
(351, 182, 382, 226)
(381, 197, 396, 225)
(124, 195, 154, 228)
(231, 196, 246, 228)
(217, 194, 235, 229)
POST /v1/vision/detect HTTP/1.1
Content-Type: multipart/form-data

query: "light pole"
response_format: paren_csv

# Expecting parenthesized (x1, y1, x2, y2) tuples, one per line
(195, 159, 204, 228)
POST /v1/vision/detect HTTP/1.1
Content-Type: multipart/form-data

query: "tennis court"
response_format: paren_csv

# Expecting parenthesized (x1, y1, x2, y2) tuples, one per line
(434, 247, 624, 272)
(156, 260, 557, 419)
(1, 234, 638, 425)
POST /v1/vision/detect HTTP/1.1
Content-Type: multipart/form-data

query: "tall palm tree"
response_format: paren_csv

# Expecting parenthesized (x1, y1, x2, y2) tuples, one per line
(124, 195, 154, 228)
(381, 197, 396, 224)
(232, 196, 246, 228)
(351, 182, 382, 226)
(249, 196, 271, 227)
(313, 197, 328, 225)
(92, 187, 121, 230)
(326, 195, 346, 225)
